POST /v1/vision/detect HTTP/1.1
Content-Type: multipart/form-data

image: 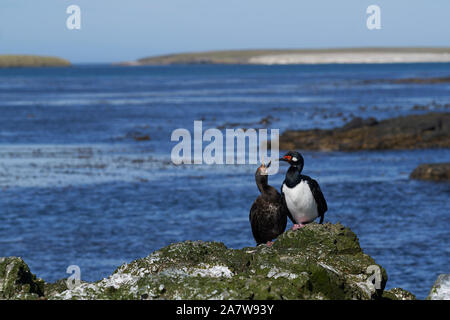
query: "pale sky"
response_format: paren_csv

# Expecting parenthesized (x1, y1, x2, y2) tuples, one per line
(1, 0, 449, 63)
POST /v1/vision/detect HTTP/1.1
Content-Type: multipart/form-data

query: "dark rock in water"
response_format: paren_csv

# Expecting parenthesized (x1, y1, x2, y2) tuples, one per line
(427, 274, 450, 300)
(126, 130, 151, 141)
(362, 77, 450, 85)
(0, 223, 416, 300)
(340, 117, 378, 131)
(280, 113, 450, 151)
(132, 134, 151, 141)
(393, 77, 450, 84)
(258, 115, 277, 126)
(0, 257, 45, 299)
(217, 115, 278, 130)
(122, 131, 151, 142)
(410, 163, 450, 182)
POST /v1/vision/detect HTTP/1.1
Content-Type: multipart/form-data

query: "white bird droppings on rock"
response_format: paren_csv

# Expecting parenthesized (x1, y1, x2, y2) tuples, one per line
(189, 265, 234, 278)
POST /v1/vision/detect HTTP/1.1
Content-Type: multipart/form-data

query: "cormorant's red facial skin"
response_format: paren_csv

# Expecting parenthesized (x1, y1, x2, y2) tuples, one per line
(280, 154, 294, 165)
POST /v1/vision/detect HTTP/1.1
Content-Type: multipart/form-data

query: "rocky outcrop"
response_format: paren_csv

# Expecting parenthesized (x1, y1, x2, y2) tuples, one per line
(410, 163, 450, 182)
(280, 113, 449, 151)
(1, 223, 417, 300)
(382, 288, 416, 300)
(0, 257, 44, 299)
(427, 274, 450, 300)
(48, 223, 392, 300)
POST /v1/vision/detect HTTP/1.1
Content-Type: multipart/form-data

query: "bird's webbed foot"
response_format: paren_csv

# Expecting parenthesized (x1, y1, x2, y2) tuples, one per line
(291, 223, 306, 230)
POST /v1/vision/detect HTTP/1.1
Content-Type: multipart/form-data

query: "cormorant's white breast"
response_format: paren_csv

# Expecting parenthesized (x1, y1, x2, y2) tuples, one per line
(282, 181, 318, 224)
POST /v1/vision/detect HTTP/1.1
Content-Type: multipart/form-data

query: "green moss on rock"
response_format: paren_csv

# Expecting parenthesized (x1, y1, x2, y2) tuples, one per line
(44, 223, 394, 300)
(0, 257, 44, 299)
(1, 223, 418, 300)
(382, 288, 416, 300)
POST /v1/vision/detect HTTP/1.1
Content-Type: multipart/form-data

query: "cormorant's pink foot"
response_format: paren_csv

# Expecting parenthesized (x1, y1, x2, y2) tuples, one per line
(266, 241, 273, 247)
(292, 224, 305, 230)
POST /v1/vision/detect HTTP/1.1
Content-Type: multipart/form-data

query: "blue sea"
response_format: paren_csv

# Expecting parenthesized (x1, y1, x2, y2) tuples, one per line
(0, 63, 449, 299)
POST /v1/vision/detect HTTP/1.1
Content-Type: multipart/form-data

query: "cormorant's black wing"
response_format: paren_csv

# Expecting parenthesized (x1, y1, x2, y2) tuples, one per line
(306, 178, 327, 224)
(280, 181, 296, 225)
(249, 200, 265, 245)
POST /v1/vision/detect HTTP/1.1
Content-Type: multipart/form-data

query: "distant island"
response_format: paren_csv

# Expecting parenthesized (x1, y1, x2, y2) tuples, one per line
(0, 55, 71, 68)
(124, 47, 450, 65)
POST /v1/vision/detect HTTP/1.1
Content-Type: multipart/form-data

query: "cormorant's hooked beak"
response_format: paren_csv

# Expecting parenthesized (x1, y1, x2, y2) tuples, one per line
(279, 155, 292, 162)
(259, 159, 271, 175)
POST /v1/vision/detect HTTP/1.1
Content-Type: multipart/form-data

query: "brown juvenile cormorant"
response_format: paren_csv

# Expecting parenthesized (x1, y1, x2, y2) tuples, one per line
(249, 160, 287, 246)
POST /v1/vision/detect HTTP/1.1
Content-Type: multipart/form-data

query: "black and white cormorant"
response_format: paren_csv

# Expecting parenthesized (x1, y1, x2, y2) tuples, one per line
(279, 151, 327, 230)
(249, 160, 287, 246)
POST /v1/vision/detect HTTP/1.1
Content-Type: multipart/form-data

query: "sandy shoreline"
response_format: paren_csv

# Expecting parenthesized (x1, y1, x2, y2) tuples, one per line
(132, 48, 450, 65)
(248, 52, 450, 64)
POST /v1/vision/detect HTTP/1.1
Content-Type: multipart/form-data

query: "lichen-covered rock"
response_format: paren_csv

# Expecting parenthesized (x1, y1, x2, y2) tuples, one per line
(382, 288, 416, 300)
(0, 257, 44, 300)
(427, 274, 450, 300)
(48, 223, 394, 300)
(44, 279, 75, 297)
(410, 163, 450, 182)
